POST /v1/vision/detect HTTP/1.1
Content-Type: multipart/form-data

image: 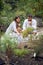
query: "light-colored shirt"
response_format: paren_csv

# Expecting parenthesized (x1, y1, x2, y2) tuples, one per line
(5, 21, 17, 34)
(23, 19, 37, 32)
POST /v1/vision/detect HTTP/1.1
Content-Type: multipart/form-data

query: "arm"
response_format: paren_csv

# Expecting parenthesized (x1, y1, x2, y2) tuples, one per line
(13, 22, 21, 35)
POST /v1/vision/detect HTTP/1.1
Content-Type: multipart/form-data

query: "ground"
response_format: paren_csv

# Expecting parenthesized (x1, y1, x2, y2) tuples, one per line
(0, 27, 43, 65)
(0, 53, 43, 65)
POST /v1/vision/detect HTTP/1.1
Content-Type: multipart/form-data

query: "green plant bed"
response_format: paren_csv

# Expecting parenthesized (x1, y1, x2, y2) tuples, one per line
(0, 32, 43, 57)
(0, 34, 32, 57)
(22, 27, 34, 38)
(13, 49, 31, 56)
(0, 34, 18, 53)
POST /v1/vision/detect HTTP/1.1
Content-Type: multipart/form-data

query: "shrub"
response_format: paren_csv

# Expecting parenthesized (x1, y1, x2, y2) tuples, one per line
(0, 34, 18, 53)
(22, 27, 34, 38)
(0, 34, 30, 57)
(14, 49, 30, 56)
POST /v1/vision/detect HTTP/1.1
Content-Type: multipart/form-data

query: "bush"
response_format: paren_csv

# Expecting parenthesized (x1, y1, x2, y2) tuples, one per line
(0, 34, 30, 57)
(14, 49, 29, 56)
(0, 34, 18, 53)
(22, 27, 34, 38)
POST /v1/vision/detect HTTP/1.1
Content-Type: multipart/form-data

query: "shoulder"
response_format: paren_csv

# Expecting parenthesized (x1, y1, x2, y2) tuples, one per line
(10, 21, 16, 25)
(24, 19, 28, 21)
(32, 19, 37, 23)
(32, 19, 37, 22)
(24, 19, 28, 23)
(12, 21, 16, 24)
(8, 21, 16, 28)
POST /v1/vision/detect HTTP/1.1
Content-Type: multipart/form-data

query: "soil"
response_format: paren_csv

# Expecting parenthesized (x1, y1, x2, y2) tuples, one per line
(0, 53, 43, 65)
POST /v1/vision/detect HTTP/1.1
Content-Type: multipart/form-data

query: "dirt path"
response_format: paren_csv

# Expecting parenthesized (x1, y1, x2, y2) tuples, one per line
(9, 54, 43, 65)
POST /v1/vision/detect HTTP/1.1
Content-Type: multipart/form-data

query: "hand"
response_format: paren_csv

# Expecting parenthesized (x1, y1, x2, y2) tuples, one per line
(17, 32, 21, 35)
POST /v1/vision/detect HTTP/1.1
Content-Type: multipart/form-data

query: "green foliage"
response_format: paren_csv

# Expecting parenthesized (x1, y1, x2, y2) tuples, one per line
(0, 0, 4, 11)
(0, 0, 43, 32)
(22, 27, 34, 37)
(0, 34, 30, 56)
(14, 49, 29, 56)
(0, 0, 43, 17)
(0, 34, 18, 53)
(0, 0, 43, 56)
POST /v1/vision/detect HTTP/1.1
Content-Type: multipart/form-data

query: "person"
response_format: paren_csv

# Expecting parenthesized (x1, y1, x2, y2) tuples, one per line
(23, 14, 37, 34)
(5, 16, 21, 36)
(5, 16, 24, 43)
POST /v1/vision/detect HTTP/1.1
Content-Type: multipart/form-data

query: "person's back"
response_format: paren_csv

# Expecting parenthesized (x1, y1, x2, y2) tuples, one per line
(5, 16, 21, 35)
(5, 21, 16, 34)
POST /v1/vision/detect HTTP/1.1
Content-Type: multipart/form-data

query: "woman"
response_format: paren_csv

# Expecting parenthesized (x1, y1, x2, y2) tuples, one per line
(5, 16, 21, 38)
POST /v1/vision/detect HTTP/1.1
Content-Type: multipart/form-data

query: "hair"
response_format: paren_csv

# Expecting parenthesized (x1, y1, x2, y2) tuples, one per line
(14, 16, 20, 21)
(27, 14, 32, 18)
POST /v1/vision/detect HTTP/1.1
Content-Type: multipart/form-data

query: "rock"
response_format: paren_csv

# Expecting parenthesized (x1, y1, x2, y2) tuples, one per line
(34, 16, 43, 27)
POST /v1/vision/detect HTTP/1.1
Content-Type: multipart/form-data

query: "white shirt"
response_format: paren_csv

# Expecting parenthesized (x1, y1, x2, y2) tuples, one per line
(5, 21, 17, 34)
(23, 19, 37, 32)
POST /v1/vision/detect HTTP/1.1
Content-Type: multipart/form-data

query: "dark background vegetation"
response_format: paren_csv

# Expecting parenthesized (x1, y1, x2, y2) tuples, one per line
(0, 0, 43, 32)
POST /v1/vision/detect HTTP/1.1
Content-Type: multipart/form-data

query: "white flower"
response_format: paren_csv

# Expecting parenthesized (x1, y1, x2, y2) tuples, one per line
(6, 43, 8, 46)
(33, 52, 36, 57)
(9, 33, 12, 36)
(1, 36, 5, 44)
(28, 34, 31, 37)
(1, 36, 4, 41)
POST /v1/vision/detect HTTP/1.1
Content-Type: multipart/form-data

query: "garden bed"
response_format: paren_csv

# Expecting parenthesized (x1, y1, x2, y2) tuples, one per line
(0, 52, 43, 65)
(0, 27, 43, 65)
